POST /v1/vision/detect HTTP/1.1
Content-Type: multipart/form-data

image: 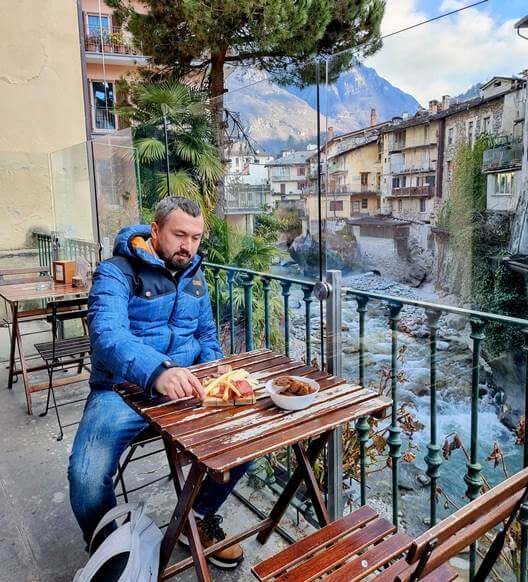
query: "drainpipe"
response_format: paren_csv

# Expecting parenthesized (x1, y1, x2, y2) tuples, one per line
(510, 80, 528, 255)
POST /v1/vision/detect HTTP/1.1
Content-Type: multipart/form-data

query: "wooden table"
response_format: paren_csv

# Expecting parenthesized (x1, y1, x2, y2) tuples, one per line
(0, 280, 90, 414)
(116, 348, 390, 582)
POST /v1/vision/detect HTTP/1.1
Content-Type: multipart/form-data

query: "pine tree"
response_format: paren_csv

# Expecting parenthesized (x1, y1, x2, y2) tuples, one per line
(109, 0, 385, 214)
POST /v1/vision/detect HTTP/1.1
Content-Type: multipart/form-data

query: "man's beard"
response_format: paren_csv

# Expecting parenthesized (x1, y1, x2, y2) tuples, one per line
(159, 248, 193, 270)
(165, 253, 193, 269)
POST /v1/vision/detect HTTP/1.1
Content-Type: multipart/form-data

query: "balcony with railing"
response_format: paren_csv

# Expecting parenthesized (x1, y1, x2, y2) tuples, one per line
(33, 231, 528, 581)
(225, 184, 270, 214)
(391, 162, 437, 175)
(388, 185, 435, 198)
(84, 26, 145, 58)
(483, 135, 524, 172)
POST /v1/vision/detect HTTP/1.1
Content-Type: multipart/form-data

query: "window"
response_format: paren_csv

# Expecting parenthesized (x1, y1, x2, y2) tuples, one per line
(447, 161, 452, 180)
(447, 127, 454, 146)
(425, 175, 436, 187)
(352, 200, 360, 213)
(297, 182, 305, 190)
(467, 120, 474, 146)
(87, 13, 111, 36)
(280, 183, 286, 195)
(416, 176, 422, 187)
(329, 200, 344, 211)
(298, 166, 305, 176)
(361, 198, 368, 209)
(360, 172, 369, 186)
(91, 81, 116, 130)
(392, 177, 400, 189)
(398, 199, 403, 212)
(482, 116, 491, 134)
(420, 198, 426, 212)
(494, 172, 514, 195)
(424, 125, 429, 143)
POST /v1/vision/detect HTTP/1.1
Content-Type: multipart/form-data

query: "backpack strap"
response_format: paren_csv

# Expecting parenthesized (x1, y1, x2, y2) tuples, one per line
(106, 256, 140, 295)
(88, 502, 143, 555)
(74, 523, 133, 582)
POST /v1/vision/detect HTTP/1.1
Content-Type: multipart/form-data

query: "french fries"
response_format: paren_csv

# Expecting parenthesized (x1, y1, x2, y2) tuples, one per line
(203, 368, 258, 407)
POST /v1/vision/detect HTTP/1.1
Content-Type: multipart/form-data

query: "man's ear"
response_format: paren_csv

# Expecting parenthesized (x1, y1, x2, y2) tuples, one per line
(151, 221, 159, 240)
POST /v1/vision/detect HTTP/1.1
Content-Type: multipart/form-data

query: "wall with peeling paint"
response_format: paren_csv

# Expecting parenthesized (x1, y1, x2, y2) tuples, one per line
(0, 0, 87, 250)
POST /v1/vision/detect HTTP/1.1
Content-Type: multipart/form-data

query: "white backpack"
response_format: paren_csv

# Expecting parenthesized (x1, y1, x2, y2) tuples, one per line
(73, 502, 162, 582)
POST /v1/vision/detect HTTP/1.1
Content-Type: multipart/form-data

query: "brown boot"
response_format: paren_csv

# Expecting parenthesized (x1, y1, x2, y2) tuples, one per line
(179, 514, 244, 569)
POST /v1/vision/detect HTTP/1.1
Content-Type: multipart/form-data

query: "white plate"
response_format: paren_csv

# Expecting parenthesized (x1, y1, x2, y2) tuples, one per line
(265, 376, 319, 411)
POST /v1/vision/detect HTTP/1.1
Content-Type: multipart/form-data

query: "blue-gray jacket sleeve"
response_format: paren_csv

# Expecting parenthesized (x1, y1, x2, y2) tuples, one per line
(195, 282, 223, 363)
(88, 261, 168, 390)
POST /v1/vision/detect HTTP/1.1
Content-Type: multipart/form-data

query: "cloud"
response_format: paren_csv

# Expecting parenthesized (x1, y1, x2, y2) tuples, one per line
(365, 0, 528, 105)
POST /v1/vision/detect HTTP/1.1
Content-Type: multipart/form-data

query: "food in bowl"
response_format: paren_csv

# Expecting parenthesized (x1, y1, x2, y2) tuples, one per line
(266, 376, 319, 411)
(202, 366, 257, 407)
(272, 375, 316, 396)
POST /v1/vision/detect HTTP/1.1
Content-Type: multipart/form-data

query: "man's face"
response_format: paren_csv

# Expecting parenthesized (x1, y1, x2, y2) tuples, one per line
(151, 208, 204, 269)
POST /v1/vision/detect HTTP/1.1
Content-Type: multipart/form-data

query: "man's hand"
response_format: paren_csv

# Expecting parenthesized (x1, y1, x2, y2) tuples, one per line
(155, 367, 204, 400)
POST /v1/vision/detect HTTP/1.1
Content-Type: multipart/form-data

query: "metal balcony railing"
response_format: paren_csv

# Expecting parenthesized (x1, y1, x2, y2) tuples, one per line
(225, 185, 269, 214)
(84, 26, 144, 56)
(35, 232, 528, 579)
(483, 137, 523, 172)
(389, 185, 435, 198)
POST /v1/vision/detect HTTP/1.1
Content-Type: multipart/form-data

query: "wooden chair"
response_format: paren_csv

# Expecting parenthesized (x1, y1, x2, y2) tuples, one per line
(113, 425, 171, 503)
(35, 298, 91, 440)
(252, 467, 528, 582)
(1, 266, 51, 336)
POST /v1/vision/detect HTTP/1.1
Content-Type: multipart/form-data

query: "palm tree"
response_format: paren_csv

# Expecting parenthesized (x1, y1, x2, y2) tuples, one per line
(117, 80, 223, 218)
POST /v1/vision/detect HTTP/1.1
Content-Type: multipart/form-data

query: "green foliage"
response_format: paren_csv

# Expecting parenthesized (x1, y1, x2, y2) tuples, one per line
(107, 0, 385, 91)
(440, 136, 527, 355)
(118, 79, 223, 215)
(201, 215, 285, 350)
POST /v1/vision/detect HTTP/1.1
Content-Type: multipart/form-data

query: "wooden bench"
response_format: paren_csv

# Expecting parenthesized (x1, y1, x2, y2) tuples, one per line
(0, 266, 51, 287)
(252, 467, 528, 581)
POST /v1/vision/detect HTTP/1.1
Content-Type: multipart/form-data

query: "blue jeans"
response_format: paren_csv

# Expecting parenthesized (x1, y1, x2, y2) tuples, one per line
(68, 390, 252, 545)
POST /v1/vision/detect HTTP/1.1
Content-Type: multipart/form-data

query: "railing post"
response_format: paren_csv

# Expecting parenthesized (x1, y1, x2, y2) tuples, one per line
(228, 270, 236, 354)
(355, 295, 370, 506)
(326, 270, 343, 521)
(465, 317, 485, 580)
(263, 277, 271, 349)
(212, 267, 220, 338)
(388, 301, 403, 529)
(302, 285, 313, 364)
(425, 308, 442, 527)
(280, 280, 292, 357)
(242, 273, 254, 352)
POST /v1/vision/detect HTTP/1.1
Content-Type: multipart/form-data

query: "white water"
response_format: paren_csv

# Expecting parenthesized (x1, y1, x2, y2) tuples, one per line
(275, 265, 525, 503)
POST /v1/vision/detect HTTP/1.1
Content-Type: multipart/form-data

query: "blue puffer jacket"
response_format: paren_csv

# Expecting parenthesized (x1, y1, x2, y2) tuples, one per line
(88, 224, 223, 393)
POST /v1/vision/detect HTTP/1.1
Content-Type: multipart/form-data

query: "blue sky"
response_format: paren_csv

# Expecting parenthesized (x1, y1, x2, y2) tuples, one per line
(364, 0, 528, 104)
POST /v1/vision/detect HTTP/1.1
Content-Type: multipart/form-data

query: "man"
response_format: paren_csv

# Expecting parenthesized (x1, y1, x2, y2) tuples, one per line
(68, 197, 247, 569)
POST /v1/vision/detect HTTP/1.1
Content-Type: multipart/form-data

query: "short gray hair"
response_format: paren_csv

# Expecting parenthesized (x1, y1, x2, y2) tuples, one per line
(154, 196, 201, 226)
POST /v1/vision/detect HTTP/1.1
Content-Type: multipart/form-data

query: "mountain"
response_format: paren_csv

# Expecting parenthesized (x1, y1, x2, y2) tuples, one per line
(285, 64, 421, 132)
(225, 65, 421, 154)
(453, 83, 482, 103)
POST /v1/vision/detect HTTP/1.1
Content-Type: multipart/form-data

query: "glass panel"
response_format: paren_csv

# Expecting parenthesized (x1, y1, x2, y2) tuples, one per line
(323, 5, 527, 578)
(92, 129, 140, 258)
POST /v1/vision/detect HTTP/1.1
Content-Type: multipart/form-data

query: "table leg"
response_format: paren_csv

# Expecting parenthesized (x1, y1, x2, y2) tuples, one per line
(12, 304, 33, 415)
(257, 431, 330, 544)
(163, 440, 210, 582)
(293, 441, 330, 527)
(159, 444, 209, 580)
(7, 302, 18, 390)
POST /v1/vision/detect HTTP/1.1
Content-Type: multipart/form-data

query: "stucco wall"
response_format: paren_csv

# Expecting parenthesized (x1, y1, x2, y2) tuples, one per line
(0, 0, 87, 250)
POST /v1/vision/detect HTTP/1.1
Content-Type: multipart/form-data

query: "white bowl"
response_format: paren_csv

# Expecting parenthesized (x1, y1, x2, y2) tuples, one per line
(265, 376, 320, 411)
